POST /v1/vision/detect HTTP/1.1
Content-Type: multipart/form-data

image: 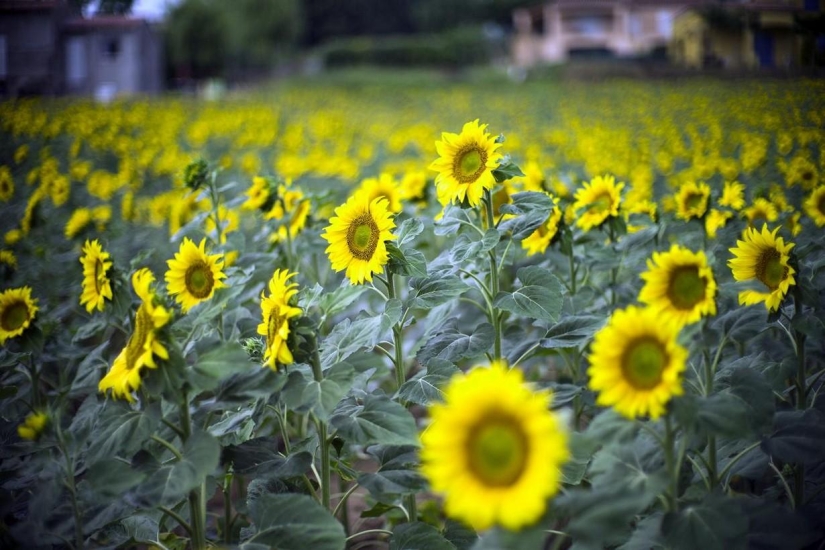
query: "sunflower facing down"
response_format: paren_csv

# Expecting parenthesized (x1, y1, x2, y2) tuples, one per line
(258, 269, 302, 370)
(639, 245, 717, 327)
(321, 194, 396, 285)
(0, 287, 39, 345)
(572, 175, 624, 232)
(588, 306, 687, 420)
(728, 224, 796, 312)
(420, 362, 569, 531)
(674, 181, 710, 221)
(165, 237, 227, 313)
(803, 186, 825, 227)
(429, 119, 503, 208)
(79, 239, 113, 313)
(99, 269, 171, 402)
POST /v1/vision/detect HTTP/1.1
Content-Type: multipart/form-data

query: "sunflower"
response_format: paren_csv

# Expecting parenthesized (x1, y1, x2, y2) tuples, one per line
(705, 209, 732, 239)
(99, 269, 171, 402)
(257, 269, 302, 370)
(420, 362, 569, 531)
(165, 237, 227, 313)
(0, 287, 39, 345)
(267, 184, 311, 244)
(0, 166, 14, 202)
(321, 194, 396, 285)
(429, 119, 503, 208)
(587, 306, 687, 420)
(674, 181, 710, 221)
(728, 224, 796, 312)
(355, 173, 403, 213)
(572, 174, 624, 232)
(639, 245, 717, 327)
(803, 186, 825, 227)
(65, 208, 92, 239)
(522, 203, 562, 256)
(79, 239, 113, 313)
(17, 411, 48, 441)
(742, 197, 779, 228)
(0, 249, 17, 270)
(719, 181, 745, 210)
(242, 176, 272, 211)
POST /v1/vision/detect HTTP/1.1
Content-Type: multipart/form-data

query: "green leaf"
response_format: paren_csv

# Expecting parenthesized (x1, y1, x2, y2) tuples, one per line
(331, 394, 420, 447)
(87, 401, 160, 463)
(358, 445, 426, 501)
(561, 432, 596, 486)
(443, 520, 478, 550)
(298, 361, 356, 421)
(396, 359, 460, 405)
(497, 192, 554, 240)
(321, 315, 383, 367)
(494, 266, 564, 323)
(121, 516, 159, 545)
(409, 272, 470, 310)
(617, 513, 664, 550)
(762, 409, 825, 465)
(662, 494, 748, 550)
(390, 522, 457, 550)
(451, 229, 500, 263)
(215, 367, 288, 405)
(190, 341, 252, 391)
(397, 218, 425, 246)
(245, 493, 346, 549)
(87, 458, 147, 498)
(222, 437, 313, 477)
(472, 525, 545, 550)
(388, 243, 429, 278)
(301, 281, 368, 318)
(416, 322, 494, 364)
(491, 161, 525, 183)
(540, 315, 605, 349)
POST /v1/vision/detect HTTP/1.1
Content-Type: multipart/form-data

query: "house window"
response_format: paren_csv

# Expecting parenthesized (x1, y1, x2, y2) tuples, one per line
(104, 37, 120, 58)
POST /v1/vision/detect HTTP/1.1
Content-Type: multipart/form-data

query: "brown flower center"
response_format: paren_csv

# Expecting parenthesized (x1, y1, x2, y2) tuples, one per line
(755, 249, 787, 290)
(621, 337, 667, 390)
(346, 214, 379, 260)
(466, 414, 529, 487)
(667, 266, 707, 311)
(453, 145, 488, 184)
(684, 191, 706, 213)
(1, 300, 29, 332)
(588, 192, 612, 215)
(817, 193, 825, 216)
(185, 261, 214, 299)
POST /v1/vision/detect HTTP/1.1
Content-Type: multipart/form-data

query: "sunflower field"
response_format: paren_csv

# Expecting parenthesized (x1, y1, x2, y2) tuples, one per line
(1, 74, 825, 550)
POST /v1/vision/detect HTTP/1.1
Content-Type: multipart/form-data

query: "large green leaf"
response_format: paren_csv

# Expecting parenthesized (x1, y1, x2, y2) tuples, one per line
(189, 341, 252, 391)
(494, 266, 564, 323)
(416, 323, 494, 364)
(331, 394, 420, 447)
(396, 359, 460, 405)
(245, 492, 346, 550)
(87, 458, 147, 498)
(662, 494, 748, 550)
(540, 315, 605, 349)
(390, 522, 457, 550)
(409, 272, 470, 310)
(450, 229, 500, 263)
(761, 409, 825, 465)
(358, 445, 426, 501)
(282, 361, 355, 421)
(222, 437, 313, 477)
(87, 401, 160, 463)
(320, 315, 383, 367)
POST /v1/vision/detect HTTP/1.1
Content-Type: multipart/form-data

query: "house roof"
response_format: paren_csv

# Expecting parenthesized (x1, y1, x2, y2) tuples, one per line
(64, 15, 148, 32)
(0, 0, 64, 12)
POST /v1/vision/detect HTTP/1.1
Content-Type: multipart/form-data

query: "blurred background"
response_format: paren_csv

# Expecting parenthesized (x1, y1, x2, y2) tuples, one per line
(0, 0, 823, 98)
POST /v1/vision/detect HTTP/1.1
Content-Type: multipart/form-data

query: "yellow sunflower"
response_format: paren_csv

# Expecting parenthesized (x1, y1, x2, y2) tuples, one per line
(420, 361, 569, 531)
(17, 411, 48, 441)
(165, 237, 227, 313)
(639, 245, 717, 327)
(803, 186, 825, 227)
(321, 194, 396, 285)
(719, 181, 745, 210)
(65, 208, 92, 239)
(429, 119, 503, 208)
(99, 269, 171, 402)
(0, 166, 14, 202)
(267, 184, 311, 244)
(0, 249, 17, 270)
(0, 287, 39, 345)
(742, 197, 779, 228)
(521, 203, 562, 256)
(572, 174, 624, 232)
(728, 224, 796, 312)
(355, 173, 403, 213)
(705, 209, 732, 239)
(257, 269, 302, 370)
(79, 239, 113, 313)
(242, 176, 271, 211)
(587, 306, 687, 420)
(674, 181, 710, 221)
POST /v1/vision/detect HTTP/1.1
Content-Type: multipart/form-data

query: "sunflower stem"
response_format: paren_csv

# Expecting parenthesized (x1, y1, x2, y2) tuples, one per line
(483, 190, 502, 361)
(207, 169, 223, 247)
(608, 224, 618, 306)
(180, 390, 207, 550)
(793, 294, 807, 506)
(56, 424, 84, 550)
(307, 331, 332, 511)
(567, 245, 577, 296)
(663, 414, 679, 512)
(385, 272, 406, 390)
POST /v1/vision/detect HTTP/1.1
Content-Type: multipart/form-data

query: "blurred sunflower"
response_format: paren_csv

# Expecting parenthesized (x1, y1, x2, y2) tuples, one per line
(719, 181, 745, 210)
(165, 237, 226, 313)
(79, 239, 113, 313)
(0, 286, 39, 345)
(355, 173, 403, 213)
(0, 166, 14, 202)
(242, 176, 272, 211)
(803, 186, 825, 226)
(258, 269, 302, 370)
(705, 209, 732, 239)
(728, 224, 795, 312)
(17, 411, 48, 441)
(639, 245, 717, 327)
(0, 249, 16, 270)
(674, 181, 710, 221)
(420, 361, 569, 531)
(572, 174, 624, 232)
(587, 306, 686, 420)
(322, 194, 396, 284)
(430, 119, 502, 208)
(65, 207, 92, 239)
(522, 202, 562, 256)
(742, 197, 779, 228)
(99, 269, 171, 402)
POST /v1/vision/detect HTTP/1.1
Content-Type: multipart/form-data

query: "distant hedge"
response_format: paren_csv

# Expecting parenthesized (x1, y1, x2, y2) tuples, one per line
(317, 27, 492, 68)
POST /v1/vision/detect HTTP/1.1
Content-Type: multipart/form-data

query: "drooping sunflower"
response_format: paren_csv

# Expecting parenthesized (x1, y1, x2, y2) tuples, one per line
(429, 119, 503, 208)
(728, 224, 796, 312)
(704, 209, 732, 239)
(258, 269, 302, 370)
(803, 186, 825, 227)
(0, 287, 39, 345)
(719, 181, 745, 210)
(79, 239, 113, 313)
(420, 362, 569, 531)
(639, 245, 717, 327)
(674, 181, 710, 221)
(742, 197, 779, 228)
(572, 174, 624, 232)
(99, 269, 171, 402)
(522, 203, 562, 256)
(165, 237, 227, 313)
(587, 306, 687, 420)
(321, 194, 396, 285)
(17, 411, 48, 441)
(65, 208, 92, 239)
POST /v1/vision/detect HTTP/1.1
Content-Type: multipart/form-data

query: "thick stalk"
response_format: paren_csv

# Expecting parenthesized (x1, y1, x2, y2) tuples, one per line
(308, 332, 331, 510)
(793, 296, 807, 505)
(180, 391, 207, 550)
(568, 246, 577, 296)
(223, 470, 233, 545)
(663, 415, 678, 512)
(57, 434, 83, 550)
(483, 190, 502, 360)
(385, 273, 406, 389)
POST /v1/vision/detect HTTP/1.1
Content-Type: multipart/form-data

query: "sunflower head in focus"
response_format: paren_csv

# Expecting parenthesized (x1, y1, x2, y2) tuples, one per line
(639, 245, 717, 327)
(674, 181, 710, 221)
(0, 286, 38, 345)
(165, 237, 227, 313)
(572, 174, 624, 232)
(728, 224, 796, 312)
(321, 194, 396, 285)
(99, 269, 172, 402)
(79, 239, 113, 313)
(257, 269, 302, 370)
(429, 119, 502, 208)
(587, 306, 687, 420)
(804, 186, 825, 227)
(420, 361, 569, 531)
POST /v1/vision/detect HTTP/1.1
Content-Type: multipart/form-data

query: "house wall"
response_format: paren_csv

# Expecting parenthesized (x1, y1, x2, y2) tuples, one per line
(0, 9, 65, 95)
